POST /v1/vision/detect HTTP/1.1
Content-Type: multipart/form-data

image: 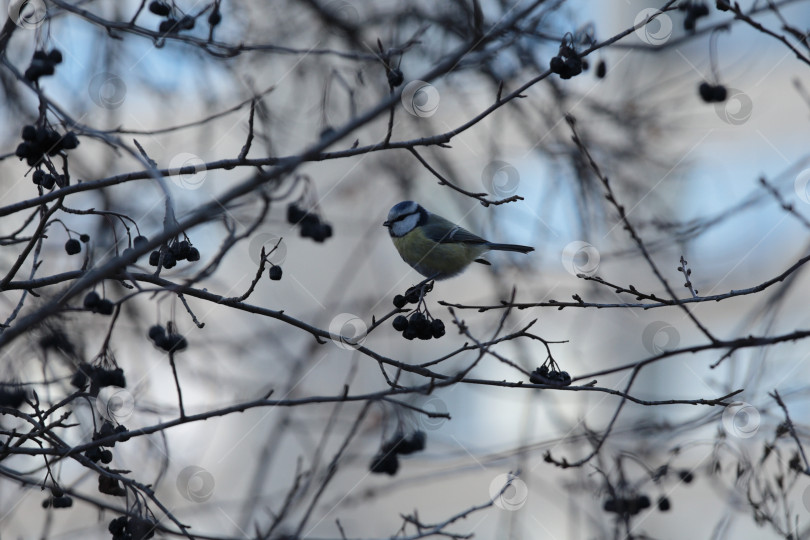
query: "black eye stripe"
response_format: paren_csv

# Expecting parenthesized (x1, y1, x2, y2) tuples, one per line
(393, 210, 418, 223)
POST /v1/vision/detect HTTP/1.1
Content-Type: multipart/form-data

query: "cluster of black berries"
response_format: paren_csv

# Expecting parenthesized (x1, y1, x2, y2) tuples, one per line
(17, 124, 79, 168)
(679, 1, 710, 31)
(603, 494, 651, 516)
(83, 291, 115, 315)
(392, 284, 429, 309)
(148, 239, 200, 269)
(99, 473, 126, 497)
(42, 488, 73, 509)
(287, 203, 333, 242)
(94, 421, 129, 445)
(71, 364, 126, 395)
(148, 324, 188, 352)
(85, 445, 113, 464)
(0, 385, 26, 408)
(65, 234, 89, 255)
(86, 421, 129, 462)
(369, 431, 426, 476)
(392, 312, 445, 340)
(149, 1, 195, 33)
(32, 169, 66, 191)
(109, 516, 156, 540)
(550, 43, 586, 80)
(529, 364, 571, 386)
(24, 49, 62, 82)
(698, 82, 727, 103)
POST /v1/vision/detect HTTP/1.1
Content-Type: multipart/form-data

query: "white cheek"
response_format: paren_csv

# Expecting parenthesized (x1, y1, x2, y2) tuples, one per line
(391, 213, 420, 236)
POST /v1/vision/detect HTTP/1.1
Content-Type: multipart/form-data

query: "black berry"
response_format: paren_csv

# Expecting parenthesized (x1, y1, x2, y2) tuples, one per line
(47, 49, 63, 64)
(369, 452, 399, 475)
(186, 247, 200, 261)
(149, 0, 171, 16)
(148, 324, 166, 342)
(392, 315, 408, 331)
(83, 291, 100, 308)
(21, 125, 36, 140)
(159, 18, 178, 33)
(51, 495, 73, 508)
(65, 238, 81, 255)
(98, 475, 126, 496)
(396, 431, 426, 454)
(172, 240, 191, 259)
(40, 174, 55, 190)
(96, 299, 115, 315)
(60, 131, 78, 150)
(178, 15, 195, 30)
(287, 203, 308, 224)
(269, 265, 282, 280)
(208, 6, 221, 26)
(161, 333, 188, 352)
(678, 470, 694, 483)
(162, 251, 176, 269)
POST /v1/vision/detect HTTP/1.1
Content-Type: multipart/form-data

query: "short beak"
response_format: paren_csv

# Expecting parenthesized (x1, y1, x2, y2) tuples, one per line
(382, 220, 391, 228)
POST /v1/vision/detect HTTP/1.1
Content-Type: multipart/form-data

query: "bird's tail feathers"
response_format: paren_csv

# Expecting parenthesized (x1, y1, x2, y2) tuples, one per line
(487, 243, 534, 254)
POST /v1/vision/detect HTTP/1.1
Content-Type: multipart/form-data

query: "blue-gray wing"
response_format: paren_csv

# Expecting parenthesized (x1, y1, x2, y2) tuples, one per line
(421, 214, 488, 245)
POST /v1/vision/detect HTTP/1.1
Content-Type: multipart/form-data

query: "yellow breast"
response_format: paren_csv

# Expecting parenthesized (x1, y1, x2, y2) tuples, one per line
(391, 228, 487, 279)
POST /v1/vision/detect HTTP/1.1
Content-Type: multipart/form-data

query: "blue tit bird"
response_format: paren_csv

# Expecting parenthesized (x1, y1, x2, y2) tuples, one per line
(383, 201, 534, 280)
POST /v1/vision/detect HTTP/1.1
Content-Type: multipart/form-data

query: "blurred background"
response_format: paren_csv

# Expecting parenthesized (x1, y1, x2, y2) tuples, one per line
(2, 0, 810, 538)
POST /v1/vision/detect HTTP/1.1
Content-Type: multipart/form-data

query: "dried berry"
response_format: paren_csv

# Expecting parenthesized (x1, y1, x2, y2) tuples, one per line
(65, 238, 81, 255)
